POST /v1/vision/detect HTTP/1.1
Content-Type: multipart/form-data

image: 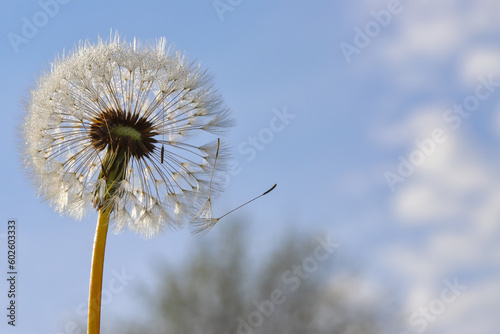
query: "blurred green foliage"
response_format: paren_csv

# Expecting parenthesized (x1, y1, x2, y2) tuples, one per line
(115, 224, 401, 334)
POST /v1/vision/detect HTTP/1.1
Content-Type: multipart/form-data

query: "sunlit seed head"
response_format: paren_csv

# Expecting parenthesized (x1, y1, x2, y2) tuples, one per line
(22, 32, 233, 238)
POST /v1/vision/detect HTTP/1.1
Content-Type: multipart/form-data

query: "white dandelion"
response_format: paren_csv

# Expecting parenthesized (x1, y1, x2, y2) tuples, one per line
(22, 32, 277, 334)
(22, 33, 233, 334)
(23, 33, 233, 238)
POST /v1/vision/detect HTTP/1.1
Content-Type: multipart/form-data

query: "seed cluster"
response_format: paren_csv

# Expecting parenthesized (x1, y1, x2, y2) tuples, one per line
(23, 34, 232, 237)
(89, 108, 158, 159)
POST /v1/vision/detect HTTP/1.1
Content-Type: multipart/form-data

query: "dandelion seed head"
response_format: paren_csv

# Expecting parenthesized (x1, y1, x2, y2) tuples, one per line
(23, 33, 233, 237)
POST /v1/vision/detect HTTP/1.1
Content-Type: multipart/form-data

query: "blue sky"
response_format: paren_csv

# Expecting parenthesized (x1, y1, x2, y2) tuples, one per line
(1, 1, 500, 333)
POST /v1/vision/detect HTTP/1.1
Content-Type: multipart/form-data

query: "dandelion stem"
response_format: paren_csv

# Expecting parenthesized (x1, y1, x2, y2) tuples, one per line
(88, 208, 110, 334)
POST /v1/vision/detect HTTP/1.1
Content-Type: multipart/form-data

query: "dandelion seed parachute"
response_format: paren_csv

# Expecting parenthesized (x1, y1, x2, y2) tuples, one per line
(23, 33, 233, 238)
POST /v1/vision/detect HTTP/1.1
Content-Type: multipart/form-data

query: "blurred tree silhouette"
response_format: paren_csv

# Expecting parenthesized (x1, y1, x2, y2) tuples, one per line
(115, 223, 401, 334)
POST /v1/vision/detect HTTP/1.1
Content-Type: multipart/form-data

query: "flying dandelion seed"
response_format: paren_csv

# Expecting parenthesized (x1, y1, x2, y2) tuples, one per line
(22, 32, 233, 238)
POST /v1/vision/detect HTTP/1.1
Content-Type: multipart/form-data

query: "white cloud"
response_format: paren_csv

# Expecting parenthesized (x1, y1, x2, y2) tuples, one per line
(383, 128, 500, 332)
(369, 0, 500, 92)
(371, 106, 447, 148)
(378, 0, 500, 59)
(392, 134, 490, 224)
(430, 280, 500, 334)
(490, 103, 500, 137)
(459, 48, 500, 87)
(347, 1, 500, 332)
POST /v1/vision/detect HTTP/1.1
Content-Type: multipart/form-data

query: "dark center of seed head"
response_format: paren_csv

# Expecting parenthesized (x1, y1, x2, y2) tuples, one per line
(89, 109, 158, 159)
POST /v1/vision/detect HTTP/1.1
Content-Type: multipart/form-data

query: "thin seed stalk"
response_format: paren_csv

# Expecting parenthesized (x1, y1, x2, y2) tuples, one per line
(88, 146, 130, 334)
